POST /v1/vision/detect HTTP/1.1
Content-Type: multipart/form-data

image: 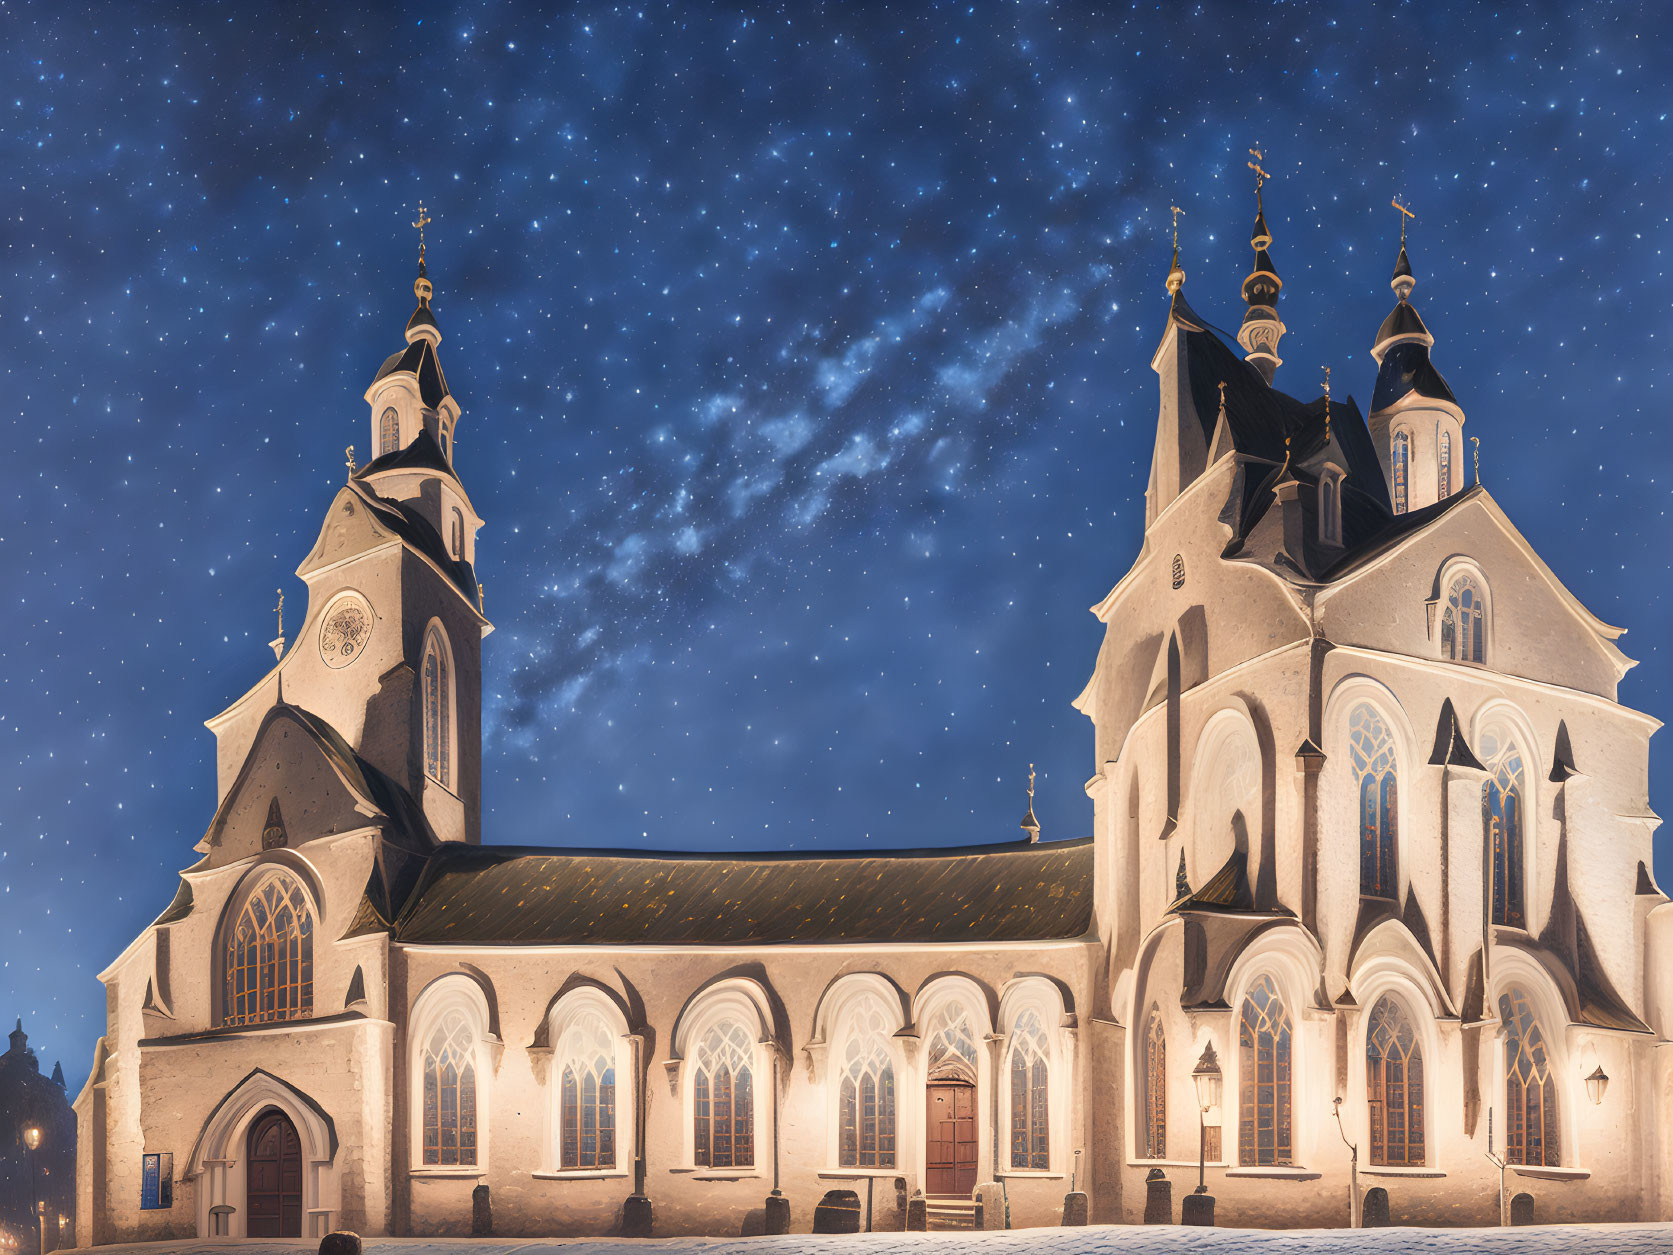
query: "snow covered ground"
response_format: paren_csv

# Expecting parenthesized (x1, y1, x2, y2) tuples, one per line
(61, 1223, 1673, 1255)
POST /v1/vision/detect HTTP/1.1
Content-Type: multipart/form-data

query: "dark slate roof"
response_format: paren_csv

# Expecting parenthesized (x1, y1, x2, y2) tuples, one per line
(406, 302, 440, 336)
(348, 478, 479, 603)
(1318, 486, 1482, 582)
(372, 337, 451, 408)
(392, 837, 1095, 946)
(1429, 698, 1485, 770)
(1168, 847, 1255, 915)
(1372, 338, 1457, 412)
(1392, 243, 1413, 283)
(1373, 300, 1431, 352)
(357, 425, 454, 479)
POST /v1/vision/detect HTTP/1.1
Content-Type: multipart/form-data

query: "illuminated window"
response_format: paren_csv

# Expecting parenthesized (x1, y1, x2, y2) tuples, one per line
(1366, 995, 1424, 1166)
(1441, 572, 1485, 663)
(379, 407, 399, 456)
(1008, 1009, 1050, 1170)
(837, 995, 896, 1168)
(1349, 704, 1399, 898)
(693, 1020, 754, 1170)
(221, 872, 313, 1027)
(1238, 976, 1292, 1166)
(1500, 989, 1558, 1166)
(1141, 1007, 1166, 1160)
(1391, 430, 1410, 514)
(558, 1011, 618, 1170)
(422, 627, 452, 788)
(422, 1011, 478, 1166)
(1438, 431, 1453, 498)
(1481, 726, 1526, 929)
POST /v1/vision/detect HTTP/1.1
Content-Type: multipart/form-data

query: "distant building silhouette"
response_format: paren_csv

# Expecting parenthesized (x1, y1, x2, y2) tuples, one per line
(0, 1020, 74, 1253)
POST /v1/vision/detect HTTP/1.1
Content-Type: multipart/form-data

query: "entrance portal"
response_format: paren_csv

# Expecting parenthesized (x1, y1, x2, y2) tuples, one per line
(925, 1080, 977, 1196)
(246, 1109, 303, 1237)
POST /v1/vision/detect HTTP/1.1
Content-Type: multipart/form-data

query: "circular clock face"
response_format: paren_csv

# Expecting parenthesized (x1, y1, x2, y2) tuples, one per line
(318, 593, 374, 668)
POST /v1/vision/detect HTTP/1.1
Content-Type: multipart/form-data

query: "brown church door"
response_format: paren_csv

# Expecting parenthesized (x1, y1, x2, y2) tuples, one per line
(246, 1110, 303, 1237)
(925, 1081, 978, 1196)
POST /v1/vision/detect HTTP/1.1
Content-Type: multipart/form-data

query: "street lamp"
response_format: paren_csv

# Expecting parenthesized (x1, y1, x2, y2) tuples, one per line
(21, 1126, 42, 1255)
(1190, 1042, 1222, 1193)
(1585, 1065, 1609, 1106)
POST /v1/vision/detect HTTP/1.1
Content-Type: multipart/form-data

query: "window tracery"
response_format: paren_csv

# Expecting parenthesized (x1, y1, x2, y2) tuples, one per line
(1008, 1008, 1050, 1170)
(1441, 573, 1485, 663)
(1349, 703, 1399, 898)
(423, 627, 452, 788)
(837, 994, 896, 1168)
(222, 872, 314, 1027)
(1141, 1007, 1166, 1160)
(693, 1019, 754, 1170)
(1238, 975, 1292, 1166)
(557, 1011, 618, 1170)
(422, 1010, 478, 1166)
(1481, 726, 1527, 929)
(1366, 995, 1424, 1166)
(1500, 988, 1559, 1166)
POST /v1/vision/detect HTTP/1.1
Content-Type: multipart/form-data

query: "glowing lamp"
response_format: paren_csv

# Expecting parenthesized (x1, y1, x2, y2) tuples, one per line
(21, 1126, 41, 1151)
(1585, 1064, 1609, 1106)
(1192, 1042, 1223, 1111)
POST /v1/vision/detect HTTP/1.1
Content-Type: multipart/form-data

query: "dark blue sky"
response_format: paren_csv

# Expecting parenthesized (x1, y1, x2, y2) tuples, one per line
(3, 2, 1669, 1085)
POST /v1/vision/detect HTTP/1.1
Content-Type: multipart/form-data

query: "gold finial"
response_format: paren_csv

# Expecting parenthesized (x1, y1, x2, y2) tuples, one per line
(1248, 148, 1269, 208)
(1165, 205, 1187, 295)
(1020, 763, 1041, 843)
(1322, 366, 1332, 441)
(270, 589, 286, 662)
(1281, 433, 1292, 474)
(1471, 435, 1481, 485)
(345, 445, 357, 476)
(1170, 204, 1186, 252)
(1391, 196, 1415, 245)
(412, 202, 432, 263)
(411, 203, 435, 303)
(1217, 380, 1227, 412)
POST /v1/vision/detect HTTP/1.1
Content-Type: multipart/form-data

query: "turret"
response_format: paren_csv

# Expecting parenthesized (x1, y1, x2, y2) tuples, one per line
(1367, 202, 1466, 514)
(1236, 150, 1286, 384)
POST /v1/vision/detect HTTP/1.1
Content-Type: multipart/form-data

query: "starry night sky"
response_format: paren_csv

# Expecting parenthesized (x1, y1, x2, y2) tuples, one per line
(3, 2, 1669, 1084)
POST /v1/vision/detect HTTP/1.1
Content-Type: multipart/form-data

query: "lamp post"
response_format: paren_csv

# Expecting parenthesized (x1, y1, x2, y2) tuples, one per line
(20, 1126, 42, 1255)
(1182, 1043, 1222, 1226)
(1585, 1065, 1609, 1106)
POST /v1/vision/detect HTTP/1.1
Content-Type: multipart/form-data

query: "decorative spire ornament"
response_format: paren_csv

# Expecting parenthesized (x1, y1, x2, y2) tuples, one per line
(270, 589, 286, 662)
(1020, 763, 1041, 843)
(345, 445, 358, 476)
(1237, 147, 1285, 384)
(1166, 205, 1187, 295)
(1471, 435, 1481, 485)
(1322, 365, 1332, 442)
(1390, 196, 1417, 300)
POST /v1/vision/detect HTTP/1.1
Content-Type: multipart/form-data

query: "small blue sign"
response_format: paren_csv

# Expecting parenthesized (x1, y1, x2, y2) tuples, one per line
(140, 1152, 173, 1210)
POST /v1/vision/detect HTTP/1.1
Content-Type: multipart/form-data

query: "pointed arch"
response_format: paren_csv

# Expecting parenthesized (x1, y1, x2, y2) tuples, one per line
(421, 621, 456, 791)
(219, 868, 315, 1027)
(1140, 1004, 1167, 1160)
(409, 974, 496, 1170)
(543, 985, 634, 1173)
(1499, 987, 1559, 1166)
(379, 407, 400, 456)
(1349, 703, 1399, 898)
(1365, 994, 1425, 1166)
(1237, 975, 1293, 1166)
(1391, 428, 1411, 514)
(1475, 703, 1537, 931)
(670, 978, 777, 1172)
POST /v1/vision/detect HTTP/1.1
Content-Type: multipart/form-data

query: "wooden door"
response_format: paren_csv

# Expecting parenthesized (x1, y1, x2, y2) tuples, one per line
(925, 1081, 978, 1196)
(246, 1110, 303, 1237)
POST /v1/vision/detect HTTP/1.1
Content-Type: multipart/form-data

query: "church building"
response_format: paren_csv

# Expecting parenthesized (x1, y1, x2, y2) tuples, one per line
(73, 191, 1673, 1242)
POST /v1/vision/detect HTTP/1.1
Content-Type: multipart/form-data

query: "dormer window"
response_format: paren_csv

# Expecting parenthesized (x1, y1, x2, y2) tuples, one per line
(1318, 468, 1344, 546)
(380, 407, 400, 457)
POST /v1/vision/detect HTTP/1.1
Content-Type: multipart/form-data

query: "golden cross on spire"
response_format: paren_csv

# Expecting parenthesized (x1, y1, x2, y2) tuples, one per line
(1170, 204, 1186, 252)
(412, 202, 432, 263)
(1020, 762, 1041, 842)
(1322, 365, 1332, 440)
(345, 445, 357, 475)
(1248, 147, 1269, 207)
(1391, 196, 1415, 245)
(1471, 435, 1481, 485)
(1028, 763, 1037, 806)
(270, 588, 286, 662)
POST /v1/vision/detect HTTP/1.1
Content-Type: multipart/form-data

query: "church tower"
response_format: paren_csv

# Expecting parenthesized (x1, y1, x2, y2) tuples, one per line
(1367, 204, 1467, 514)
(204, 210, 490, 845)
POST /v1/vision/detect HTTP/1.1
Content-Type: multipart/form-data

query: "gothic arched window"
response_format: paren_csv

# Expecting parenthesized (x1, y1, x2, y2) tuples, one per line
(1441, 573, 1486, 663)
(1008, 1008, 1050, 1170)
(837, 995, 896, 1168)
(422, 1010, 479, 1166)
(450, 507, 465, 560)
(1238, 975, 1292, 1166)
(379, 407, 399, 456)
(422, 626, 453, 789)
(1481, 726, 1527, 929)
(221, 872, 314, 1027)
(1391, 430, 1411, 514)
(1366, 995, 1424, 1166)
(1438, 430, 1453, 498)
(1318, 471, 1343, 545)
(1141, 1007, 1166, 1160)
(1500, 988, 1559, 1166)
(1350, 703, 1399, 898)
(557, 1011, 618, 1170)
(693, 1019, 754, 1170)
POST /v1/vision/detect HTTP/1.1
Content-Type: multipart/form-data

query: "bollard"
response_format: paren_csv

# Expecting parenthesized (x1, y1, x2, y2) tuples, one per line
(906, 1190, 927, 1231)
(1143, 1168, 1172, 1224)
(765, 1191, 791, 1235)
(1180, 1191, 1216, 1227)
(1060, 1191, 1088, 1226)
(472, 1183, 493, 1237)
(318, 1233, 362, 1255)
(621, 1193, 653, 1238)
(814, 1189, 862, 1234)
(1362, 1187, 1389, 1228)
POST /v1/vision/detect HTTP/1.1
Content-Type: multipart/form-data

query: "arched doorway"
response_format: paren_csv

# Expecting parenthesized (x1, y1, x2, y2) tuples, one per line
(246, 1109, 303, 1237)
(925, 1079, 977, 1196)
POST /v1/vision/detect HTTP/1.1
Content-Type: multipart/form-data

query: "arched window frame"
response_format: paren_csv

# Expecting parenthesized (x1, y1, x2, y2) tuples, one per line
(1138, 1004, 1167, 1161)
(669, 979, 776, 1176)
(913, 975, 992, 1185)
(1223, 935, 1320, 1172)
(408, 975, 498, 1173)
(1348, 702, 1400, 899)
(1431, 558, 1492, 665)
(1317, 464, 1345, 545)
(1492, 974, 1567, 1169)
(542, 987, 635, 1177)
(1474, 703, 1540, 933)
(998, 977, 1072, 1177)
(421, 621, 457, 792)
(1349, 954, 1445, 1173)
(1236, 974, 1294, 1167)
(449, 506, 466, 561)
(217, 866, 317, 1028)
(379, 406, 400, 457)
(808, 974, 907, 1174)
(1437, 428, 1453, 498)
(1390, 428, 1412, 514)
(1364, 993, 1426, 1167)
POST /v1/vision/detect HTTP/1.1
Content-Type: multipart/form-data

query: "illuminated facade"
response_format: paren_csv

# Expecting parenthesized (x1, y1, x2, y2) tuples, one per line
(72, 204, 1672, 1242)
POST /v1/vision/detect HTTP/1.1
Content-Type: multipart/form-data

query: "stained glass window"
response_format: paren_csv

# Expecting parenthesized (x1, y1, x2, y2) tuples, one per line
(1500, 989, 1559, 1166)
(557, 1011, 617, 1170)
(222, 873, 313, 1027)
(1366, 995, 1424, 1166)
(1481, 727, 1526, 929)
(1438, 431, 1453, 498)
(925, 1003, 977, 1080)
(1350, 704, 1399, 898)
(1441, 573, 1485, 663)
(423, 1011, 478, 1166)
(1238, 976, 1292, 1166)
(1391, 431, 1410, 514)
(423, 629, 451, 788)
(693, 1020, 754, 1169)
(380, 407, 399, 456)
(1008, 1009, 1050, 1170)
(1141, 1007, 1166, 1160)
(837, 995, 896, 1168)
